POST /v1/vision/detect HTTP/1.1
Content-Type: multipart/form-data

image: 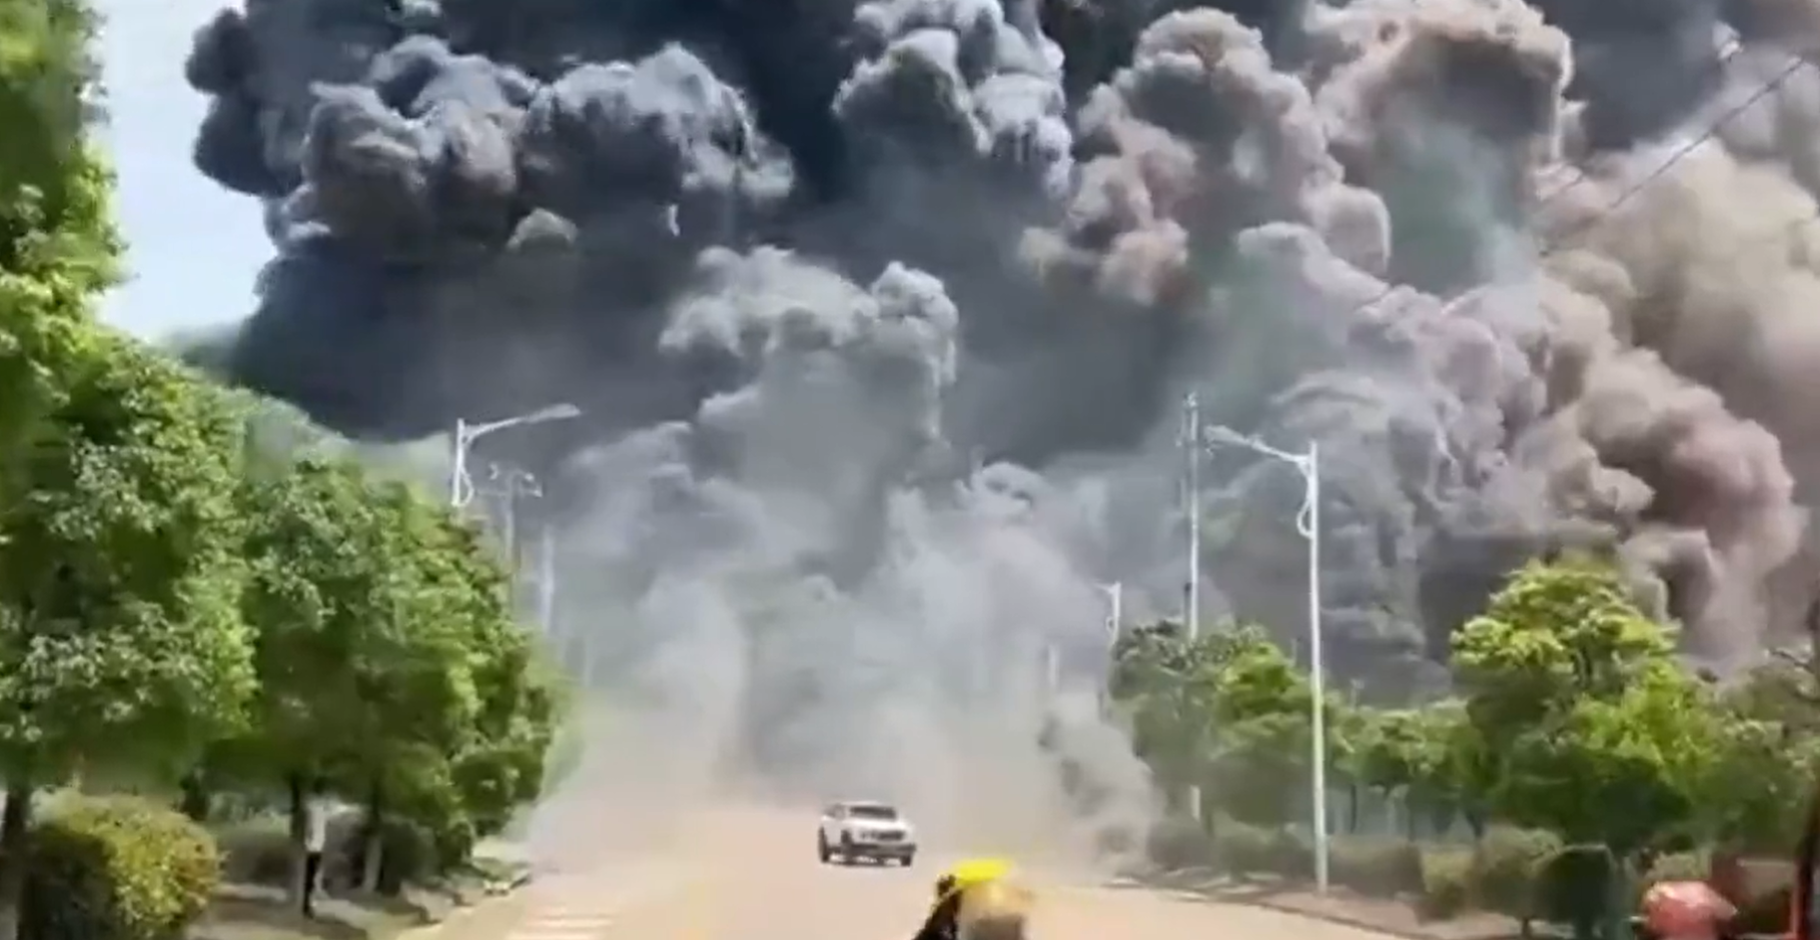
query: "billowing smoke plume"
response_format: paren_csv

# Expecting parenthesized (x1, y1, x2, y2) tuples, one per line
(180, 0, 1820, 849)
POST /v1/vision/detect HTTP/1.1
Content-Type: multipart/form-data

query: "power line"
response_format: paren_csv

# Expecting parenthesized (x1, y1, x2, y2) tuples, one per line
(1528, 37, 1750, 205)
(1349, 53, 1811, 316)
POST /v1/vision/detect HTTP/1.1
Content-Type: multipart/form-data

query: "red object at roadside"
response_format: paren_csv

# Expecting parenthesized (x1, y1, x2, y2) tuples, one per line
(1644, 881, 1739, 940)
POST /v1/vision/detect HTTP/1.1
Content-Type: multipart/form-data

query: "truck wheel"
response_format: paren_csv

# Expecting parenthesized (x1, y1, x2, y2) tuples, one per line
(817, 832, 832, 863)
(839, 833, 855, 865)
(901, 853, 915, 867)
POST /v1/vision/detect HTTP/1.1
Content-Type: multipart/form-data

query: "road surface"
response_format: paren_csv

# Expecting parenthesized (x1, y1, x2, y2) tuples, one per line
(467, 806, 1405, 940)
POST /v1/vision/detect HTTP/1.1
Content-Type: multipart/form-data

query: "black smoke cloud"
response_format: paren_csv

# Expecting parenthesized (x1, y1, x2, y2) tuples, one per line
(180, 0, 1820, 821)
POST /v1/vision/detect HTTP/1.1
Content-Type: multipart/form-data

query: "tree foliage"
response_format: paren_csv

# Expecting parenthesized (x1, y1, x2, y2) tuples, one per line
(1443, 557, 1715, 852)
(1112, 621, 1348, 825)
(0, 2, 558, 931)
(1492, 669, 1718, 852)
(0, 336, 255, 781)
(1108, 555, 1816, 863)
(207, 436, 563, 891)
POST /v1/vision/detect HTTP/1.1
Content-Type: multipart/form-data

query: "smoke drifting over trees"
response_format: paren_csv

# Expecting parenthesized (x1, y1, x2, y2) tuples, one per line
(177, 0, 1820, 834)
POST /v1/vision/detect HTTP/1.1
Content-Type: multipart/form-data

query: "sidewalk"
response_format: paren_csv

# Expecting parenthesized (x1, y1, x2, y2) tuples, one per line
(409, 861, 698, 940)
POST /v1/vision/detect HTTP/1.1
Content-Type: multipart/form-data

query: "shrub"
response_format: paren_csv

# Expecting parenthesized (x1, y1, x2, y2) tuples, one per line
(343, 818, 442, 894)
(1473, 827, 1563, 921)
(1418, 847, 1473, 921)
(213, 806, 373, 889)
(1266, 827, 1314, 880)
(1330, 836, 1425, 897)
(24, 796, 221, 940)
(1208, 819, 1312, 879)
(1639, 851, 1708, 895)
(1534, 845, 1616, 937)
(1723, 856, 1795, 936)
(212, 814, 290, 886)
(1144, 816, 1215, 872)
(1210, 818, 1274, 874)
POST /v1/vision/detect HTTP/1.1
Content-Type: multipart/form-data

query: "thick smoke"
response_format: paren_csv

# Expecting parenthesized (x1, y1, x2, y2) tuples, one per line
(181, 0, 1820, 852)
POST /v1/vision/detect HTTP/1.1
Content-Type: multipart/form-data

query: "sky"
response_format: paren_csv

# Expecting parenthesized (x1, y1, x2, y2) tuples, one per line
(96, 0, 266, 342)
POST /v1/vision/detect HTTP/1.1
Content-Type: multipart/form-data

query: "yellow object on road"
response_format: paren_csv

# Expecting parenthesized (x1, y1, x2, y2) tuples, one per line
(929, 857, 1033, 940)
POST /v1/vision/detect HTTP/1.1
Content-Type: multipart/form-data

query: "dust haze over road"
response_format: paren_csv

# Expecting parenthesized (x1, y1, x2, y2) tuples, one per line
(488, 805, 1396, 940)
(176, 0, 1820, 897)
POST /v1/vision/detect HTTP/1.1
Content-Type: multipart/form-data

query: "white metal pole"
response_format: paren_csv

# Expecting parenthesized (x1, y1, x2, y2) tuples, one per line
(1307, 442, 1330, 894)
(1185, 394, 1201, 640)
(499, 478, 517, 567)
(538, 524, 557, 637)
(448, 419, 468, 507)
(1097, 582, 1122, 717)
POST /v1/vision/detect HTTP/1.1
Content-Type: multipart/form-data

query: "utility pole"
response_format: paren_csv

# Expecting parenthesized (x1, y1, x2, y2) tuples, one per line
(1096, 582, 1122, 716)
(537, 524, 557, 638)
(1182, 392, 1201, 639)
(1100, 582, 1122, 644)
(475, 464, 540, 565)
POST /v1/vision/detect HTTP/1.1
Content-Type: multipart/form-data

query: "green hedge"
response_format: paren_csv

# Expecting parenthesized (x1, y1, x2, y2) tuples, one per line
(1533, 845, 1616, 936)
(23, 796, 220, 940)
(1139, 816, 1803, 935)
(1212, 819, 1312, 879)
(1331, 835, 1424, 896)
(213, 810, 442, 894)
(1417, 847, 1473, 920)
(1475, 827, 1564, 922)
(1144, 817, 1216, 872)
(1140, 819, 1583, 925)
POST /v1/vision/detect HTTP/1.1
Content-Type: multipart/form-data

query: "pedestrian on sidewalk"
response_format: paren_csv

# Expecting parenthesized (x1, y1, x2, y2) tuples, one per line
(302, 779, 333, 917)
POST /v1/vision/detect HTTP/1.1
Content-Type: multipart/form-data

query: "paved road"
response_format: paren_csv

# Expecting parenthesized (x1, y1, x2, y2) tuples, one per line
(460, 806, 1403, 940)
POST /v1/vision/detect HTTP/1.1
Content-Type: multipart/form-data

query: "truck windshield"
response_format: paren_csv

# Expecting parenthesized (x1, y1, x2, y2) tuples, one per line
(848, 805, 898, 820)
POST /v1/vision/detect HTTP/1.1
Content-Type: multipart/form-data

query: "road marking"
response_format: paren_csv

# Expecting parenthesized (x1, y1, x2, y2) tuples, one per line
(502, 868, 691, 940)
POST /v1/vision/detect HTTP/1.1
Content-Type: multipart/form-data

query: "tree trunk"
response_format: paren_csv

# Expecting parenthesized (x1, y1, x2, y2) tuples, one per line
(1346, 784, 1360, 833)
(1464, 807, 1487, 842)
(286, 773, 307, 913)
(178, 770, 210, 822)
(0, 778, 34, 940)
(360, 779, 383, 894)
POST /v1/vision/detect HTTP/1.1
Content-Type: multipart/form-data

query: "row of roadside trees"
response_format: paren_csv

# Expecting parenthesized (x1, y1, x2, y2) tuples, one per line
(1112, 555, 1818, 928)
(1, 4, 560, 938)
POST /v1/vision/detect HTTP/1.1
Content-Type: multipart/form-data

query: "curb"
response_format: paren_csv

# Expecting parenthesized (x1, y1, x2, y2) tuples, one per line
(1232, 894, 1433, 940)
(396, 873, 539, 940)
(1120, 876, 1437, 940)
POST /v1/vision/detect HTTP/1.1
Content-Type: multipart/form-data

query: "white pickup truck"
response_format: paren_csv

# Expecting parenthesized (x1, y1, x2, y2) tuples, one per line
(817, 800, 916, 866)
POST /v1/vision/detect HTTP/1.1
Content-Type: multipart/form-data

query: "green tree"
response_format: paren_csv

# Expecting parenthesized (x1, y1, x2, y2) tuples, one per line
(1493, 667, 1719, 855)
(221, 454, 487, 906)
(1112, 622, 1346, 827)
(0, 335, 255, 940)
(1201, 628, 1332, 826)
(0, 0, 114, 501)
(1110, 622, 1222, 814)
(1350, 705, 1467, 837)
(1453, 555, 1700, 854)
(1699, 707, 1820, 853)
(1452, 555, 1674, 729)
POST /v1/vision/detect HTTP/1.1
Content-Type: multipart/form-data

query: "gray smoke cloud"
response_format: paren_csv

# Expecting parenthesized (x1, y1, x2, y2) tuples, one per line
(177, 0, 1820, 854)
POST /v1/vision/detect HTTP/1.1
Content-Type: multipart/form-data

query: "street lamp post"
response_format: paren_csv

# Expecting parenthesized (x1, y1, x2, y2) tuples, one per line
(1095, 582, 1122, 716)
(1181, 394, 1202, 639)
(1096, 582, 1123, 648)
(448, 403, 582, 509)
(447, 404, 580, 644)
(1049, 582, 1124, 699)
(1202, 424, 1328, 894)
(474, 463, 542, 563)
